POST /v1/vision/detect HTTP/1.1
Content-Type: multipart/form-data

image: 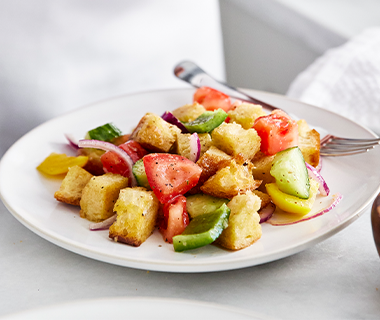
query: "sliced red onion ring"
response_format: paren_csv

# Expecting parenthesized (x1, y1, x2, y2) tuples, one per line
(316, 157, 322, 172)
(306, 162, 329, 196)
(268, 193, 343, 226)
(259, 202, 276, 223)
(89, 213, 117, 231)
(78, 139, 137, 187)
(65, 133, 79, 149)
(189, 133, 201, 162)
(161, 111, 189, 133)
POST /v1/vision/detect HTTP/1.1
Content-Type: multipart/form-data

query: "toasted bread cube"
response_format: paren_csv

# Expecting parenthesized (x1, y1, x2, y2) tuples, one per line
(250, 151, 276, 192)
(211, 122, 261, 160)
(297, 119, 320, 168)
(54, 165, 93, 206)
(227, 102, 266, 129)
(176, 132, 213, 160)
(216, 191, 262, 250)
(109, 187, 160, 247)
(195, 146, 232, 188)
(130, 113, 181, 152)
(77, 148, 105, 176)
(172, 102, 206, 122)
(201, 159, 262, 199)
(80, 173, 129, 222)
(251, 190, 272, 209)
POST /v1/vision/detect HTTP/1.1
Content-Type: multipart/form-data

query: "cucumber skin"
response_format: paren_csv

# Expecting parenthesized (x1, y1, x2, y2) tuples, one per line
(173, 204, 230, 252)
(132, 159, 151, 190)
(270, 146, 310, 199)
(86, 123, 122, 142)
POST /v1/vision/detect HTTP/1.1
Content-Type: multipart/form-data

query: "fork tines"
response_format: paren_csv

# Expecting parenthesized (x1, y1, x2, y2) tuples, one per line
(320, 134, 380, 156)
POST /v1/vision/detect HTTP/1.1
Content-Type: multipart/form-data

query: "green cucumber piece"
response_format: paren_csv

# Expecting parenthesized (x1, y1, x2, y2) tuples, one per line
(270, 146, 310, 199)
(186, 194, 229, 219)
(182, 109, 228, 133)
(173, 203, 230, 252)
(86, 123, 122, 142)
(132, 159, 151, 189)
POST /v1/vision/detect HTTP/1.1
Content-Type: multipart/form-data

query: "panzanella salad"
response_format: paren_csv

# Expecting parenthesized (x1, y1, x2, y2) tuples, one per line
(37, 87, 342, 252)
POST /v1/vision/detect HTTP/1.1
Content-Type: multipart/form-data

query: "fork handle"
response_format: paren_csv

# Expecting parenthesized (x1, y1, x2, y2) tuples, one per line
(174, 61, 276, 111)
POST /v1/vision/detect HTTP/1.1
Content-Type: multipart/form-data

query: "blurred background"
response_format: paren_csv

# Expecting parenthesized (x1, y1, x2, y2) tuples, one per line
(1, 0, 379, 156)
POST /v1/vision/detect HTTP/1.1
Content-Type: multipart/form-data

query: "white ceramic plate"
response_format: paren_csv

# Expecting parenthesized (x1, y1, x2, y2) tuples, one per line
(0, 297, 276, 320)
(1, 88, 380, 273)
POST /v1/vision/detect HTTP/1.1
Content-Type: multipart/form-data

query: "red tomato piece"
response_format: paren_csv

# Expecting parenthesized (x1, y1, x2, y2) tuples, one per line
(160, 195, 189, 243)
(101, 140, 147, 177)
(143, 153, 202, 204)
(253, 109, 299, 156)
(193, 86, 231, 112)
(118, 140, 148, 163)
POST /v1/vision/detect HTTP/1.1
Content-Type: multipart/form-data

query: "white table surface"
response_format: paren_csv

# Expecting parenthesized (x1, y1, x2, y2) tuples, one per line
(1, 1, 380, 319)
(1, 200, 379, 319)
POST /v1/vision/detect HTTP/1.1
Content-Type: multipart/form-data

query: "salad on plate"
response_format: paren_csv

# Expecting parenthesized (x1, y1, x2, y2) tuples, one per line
(37, 87, 341, 253)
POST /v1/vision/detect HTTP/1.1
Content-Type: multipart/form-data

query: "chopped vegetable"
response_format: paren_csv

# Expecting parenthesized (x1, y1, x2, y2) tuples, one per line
(270, 146, 310, 199)
(183, 109, 228, 133)
(193, 86, 231, 111)
(160, 195, 189, 243)
(253, 109, 298, 156)
(143, 153, 202, 204)
(86, 123, 122, 142)
(37, 153, 88, 175)
(172, 203, 230, 252)
(266, 179, 319, 215)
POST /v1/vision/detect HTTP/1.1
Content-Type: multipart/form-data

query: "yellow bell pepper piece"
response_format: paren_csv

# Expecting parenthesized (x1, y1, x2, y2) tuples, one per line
(266, 179, 319, 215)
(37, 153, 88, 175)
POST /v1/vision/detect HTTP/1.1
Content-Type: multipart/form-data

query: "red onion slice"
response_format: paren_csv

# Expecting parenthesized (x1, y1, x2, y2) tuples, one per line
(316, 157, 322, 172)
(259, 202, 276, 223)
(189, 133, 201, 162)
(268, 193, 343, 226)
(89, 214, 117, 231)
(65, 133, 79, 149)
(78, 139, 137, 187)
(306, 162, 329, 196)
(161, 111, 189, 133)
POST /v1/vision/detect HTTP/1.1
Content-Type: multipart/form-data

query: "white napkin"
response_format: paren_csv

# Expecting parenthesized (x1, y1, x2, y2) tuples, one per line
(287, 27, 380, 134)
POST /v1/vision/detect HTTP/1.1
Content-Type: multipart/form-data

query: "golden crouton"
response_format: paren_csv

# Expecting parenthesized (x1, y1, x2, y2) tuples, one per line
(250, 151, 276, 192)
(176, 132, 213, 160)
(80, 173, 129, 222)
(211, 122, 261, 160)
(216, 191, 262, 250)
(251, 190, 272, 209)
(109, 187, 160, 247)
(201, 159, 262, 199)
(54, 165, 93, 206)
(227, 102, 266, 129)
(297, 119, 320, 168)
(171, 102, 206, 122)
(193, 146, 232, 191)
(130, 113, 181, 152)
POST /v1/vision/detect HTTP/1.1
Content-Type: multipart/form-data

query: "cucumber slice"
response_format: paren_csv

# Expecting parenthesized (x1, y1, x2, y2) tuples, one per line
(132, 159, 151, 189)
(270, 146, 310, 199)
(182, 109, 228, 133)
(186, 194, 229, 219)
(86, 123, 122, 142)
(173, 203, 230, 252)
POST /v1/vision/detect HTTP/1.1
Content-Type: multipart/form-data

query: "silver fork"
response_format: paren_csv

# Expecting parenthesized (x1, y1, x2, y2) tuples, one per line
(174, 60, 380, 157)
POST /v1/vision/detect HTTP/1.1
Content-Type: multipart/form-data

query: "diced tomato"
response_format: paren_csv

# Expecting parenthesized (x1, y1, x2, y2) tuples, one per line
(143, 153, 202, 204)
(193, 86, 231, 112)
(253, 109, 298, 156)
(101, 140, 148, 177)
(160, 195, 189, 243)
(118, 140, 148, 163)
